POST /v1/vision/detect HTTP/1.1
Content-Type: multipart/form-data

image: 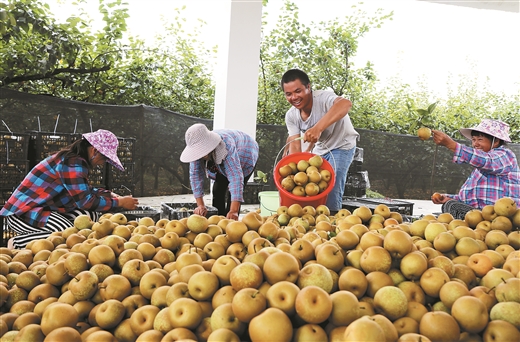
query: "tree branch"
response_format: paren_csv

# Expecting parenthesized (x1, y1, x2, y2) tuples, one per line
(1, 65, 112, 86)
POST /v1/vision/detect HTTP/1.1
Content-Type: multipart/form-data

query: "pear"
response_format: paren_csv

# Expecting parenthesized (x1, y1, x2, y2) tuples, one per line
(297, 159, 310, 172)
(305, 183, 320, 196)
(308, 154, 323, 168)
(92, 219, 115, 237)
(278, 165, 293, 178)
(287, 162, 298, 174)
(417, 127, 432, 140)
(187, 214, 209, 233)
(494, 197, 517, 217)
(293, 172, 308, 186)
(287, 204, 304, 218)
(320, 169, 331, 182)
(277, 213, 291, 226)
(281, 177, 296, 192)
(307, 171, 322, 184)
(490, 302, 520, 329)
(292, 186, 306, 197)
(74, 215, 94, 230)
(317, 180, 328, 193)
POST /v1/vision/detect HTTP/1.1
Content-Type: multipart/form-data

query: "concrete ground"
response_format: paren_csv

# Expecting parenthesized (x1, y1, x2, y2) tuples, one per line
(136, 194, 442, 219)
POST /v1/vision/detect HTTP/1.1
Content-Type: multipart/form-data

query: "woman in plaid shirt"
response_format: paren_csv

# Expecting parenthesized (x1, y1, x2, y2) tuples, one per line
(431, 119, 520, 219)
(181, 123, 259, 221)
(0, 129, 138, 249)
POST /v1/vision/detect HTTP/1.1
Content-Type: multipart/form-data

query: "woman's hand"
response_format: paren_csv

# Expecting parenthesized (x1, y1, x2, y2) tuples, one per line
(194, 205, 208, 217)
(226, 210, 239, 221)
(431, 192, 449, 204)
(432, 130, 458, 152)
(118, 196, 139, 210)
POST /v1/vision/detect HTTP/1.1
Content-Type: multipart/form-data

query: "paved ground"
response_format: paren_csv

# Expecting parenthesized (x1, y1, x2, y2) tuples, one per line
(136, 194, 442, 219)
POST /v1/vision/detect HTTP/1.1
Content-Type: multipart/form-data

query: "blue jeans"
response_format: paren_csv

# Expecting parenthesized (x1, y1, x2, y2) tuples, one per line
(322, 147, 355, 212)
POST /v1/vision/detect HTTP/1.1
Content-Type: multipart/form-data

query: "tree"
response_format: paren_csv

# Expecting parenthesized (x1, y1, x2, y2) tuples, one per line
(257, 1, 393, 124)
(0, 0, 215, 117)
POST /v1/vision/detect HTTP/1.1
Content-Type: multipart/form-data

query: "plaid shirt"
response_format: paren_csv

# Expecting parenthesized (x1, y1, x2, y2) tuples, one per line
(0, 154, 117, 227)
(447, 143, 520, 208)
(189, 130, 259, 202)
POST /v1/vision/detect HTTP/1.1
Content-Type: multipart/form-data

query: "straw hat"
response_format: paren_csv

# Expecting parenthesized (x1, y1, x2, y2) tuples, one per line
(459, 119, 511, 143)
(180, 123, 222, 163)
(82, 129, 124, 171)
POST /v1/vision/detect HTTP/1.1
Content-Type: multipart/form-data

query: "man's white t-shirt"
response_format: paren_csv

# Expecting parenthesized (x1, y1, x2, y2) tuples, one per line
(285, 90, 359, 155)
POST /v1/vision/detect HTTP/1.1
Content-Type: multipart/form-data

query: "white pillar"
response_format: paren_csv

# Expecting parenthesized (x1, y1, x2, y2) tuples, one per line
(213, 0, 263, 139)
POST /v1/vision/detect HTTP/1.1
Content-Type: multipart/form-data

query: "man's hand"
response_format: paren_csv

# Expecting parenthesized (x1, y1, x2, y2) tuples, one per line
(303, 126, 322, 144)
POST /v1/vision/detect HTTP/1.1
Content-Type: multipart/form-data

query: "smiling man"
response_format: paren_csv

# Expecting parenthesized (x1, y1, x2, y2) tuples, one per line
(281, 69, 359, 214)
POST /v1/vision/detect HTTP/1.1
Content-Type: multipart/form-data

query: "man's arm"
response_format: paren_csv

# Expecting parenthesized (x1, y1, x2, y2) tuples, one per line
(303, 97, 352, 143)
(287, 134, 303, 155)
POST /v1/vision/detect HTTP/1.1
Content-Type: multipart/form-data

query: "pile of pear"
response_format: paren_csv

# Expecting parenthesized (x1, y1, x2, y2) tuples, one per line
(278, 155, 332, 197)
(0, 197, 519, 342)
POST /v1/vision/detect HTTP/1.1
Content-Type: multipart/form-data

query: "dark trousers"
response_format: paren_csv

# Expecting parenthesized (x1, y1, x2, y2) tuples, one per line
(212, 171, 253, 216)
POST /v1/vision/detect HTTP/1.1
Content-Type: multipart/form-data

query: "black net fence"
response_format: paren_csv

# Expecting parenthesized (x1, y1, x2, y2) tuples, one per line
(1, 88, 519, 201)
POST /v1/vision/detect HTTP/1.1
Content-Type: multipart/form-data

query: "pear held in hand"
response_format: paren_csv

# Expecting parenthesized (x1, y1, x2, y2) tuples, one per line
(417, 127, 432, 141)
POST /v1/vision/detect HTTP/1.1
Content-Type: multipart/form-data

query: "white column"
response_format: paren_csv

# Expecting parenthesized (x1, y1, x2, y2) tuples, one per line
(213, 0, 263, 139)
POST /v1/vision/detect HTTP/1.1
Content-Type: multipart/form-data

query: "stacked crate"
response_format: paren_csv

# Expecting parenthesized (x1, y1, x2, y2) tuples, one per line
(27, 131, 80, 168)
(27, 131, 107, 188)
(345, 147, 370, 197)
(0, 132, 31, 247)
(106, 137, 136, 195)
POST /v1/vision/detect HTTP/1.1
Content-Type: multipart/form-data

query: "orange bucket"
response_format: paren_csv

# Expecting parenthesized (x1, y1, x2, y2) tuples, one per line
(274, 152, 336, 208)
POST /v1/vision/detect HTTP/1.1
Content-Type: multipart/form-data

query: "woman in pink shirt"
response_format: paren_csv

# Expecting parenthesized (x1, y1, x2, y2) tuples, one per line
(431, 119, 520, 220)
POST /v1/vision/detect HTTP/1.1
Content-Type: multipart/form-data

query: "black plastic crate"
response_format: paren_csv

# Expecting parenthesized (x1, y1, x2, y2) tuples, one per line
(243, 183, 265, 204)
(344, 170, 369, 198)
(347, 160, 363, 173)
(0, 132, 30, 161)
(353, 147, 364, 163)
(356, 197, 414, 216)
(0, 160, 29, 189)
(343, 197, 414, 216)
(342, 197, 398, 213)
(0, 205, 16, 248)
(344, 186, 366, 198)
(107, 163, 135, 187)
(111, 184, 134, 196)
(161, 202, 218, 220)
(115, 206, 160, 223)
(116, 137, 136, 164)
(27, 131, 81, 168)
(89, 165, 107, 188)
(0, 189, 14, 206)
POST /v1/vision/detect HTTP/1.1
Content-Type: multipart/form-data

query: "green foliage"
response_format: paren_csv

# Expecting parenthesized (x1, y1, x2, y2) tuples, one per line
(1, 0, 518, 142)
(253, 170, 268, 183)
(257, 1, 393, 124)
(0, 0, 214, 117)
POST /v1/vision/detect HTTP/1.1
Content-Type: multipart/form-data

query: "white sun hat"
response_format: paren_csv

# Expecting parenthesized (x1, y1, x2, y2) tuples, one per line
(82, 129, 124, 171)
(180, 123, 222, 163)
(459, 119, 511, 143)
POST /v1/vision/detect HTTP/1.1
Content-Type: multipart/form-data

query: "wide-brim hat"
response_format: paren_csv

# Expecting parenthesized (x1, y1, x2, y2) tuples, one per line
(180, 123, 222, 163)
(82, 129, 124, 171)
(459, 119, 511, 143)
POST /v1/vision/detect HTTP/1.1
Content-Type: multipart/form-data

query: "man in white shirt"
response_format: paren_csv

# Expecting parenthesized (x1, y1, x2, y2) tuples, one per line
(281, 69, 359, 213)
